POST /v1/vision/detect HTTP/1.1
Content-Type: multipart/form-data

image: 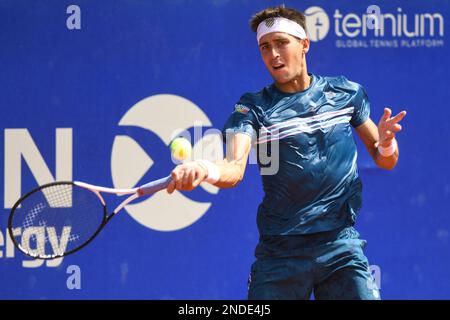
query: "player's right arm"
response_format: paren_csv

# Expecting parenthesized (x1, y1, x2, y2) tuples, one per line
(166, 133, 252, 193)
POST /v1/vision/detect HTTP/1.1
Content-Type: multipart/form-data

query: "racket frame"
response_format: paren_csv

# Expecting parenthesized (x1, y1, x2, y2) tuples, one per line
(8, 177, 170, 260)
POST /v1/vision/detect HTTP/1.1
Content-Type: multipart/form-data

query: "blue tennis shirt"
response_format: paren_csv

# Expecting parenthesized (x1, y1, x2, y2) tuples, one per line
(222, 74, 370, 235)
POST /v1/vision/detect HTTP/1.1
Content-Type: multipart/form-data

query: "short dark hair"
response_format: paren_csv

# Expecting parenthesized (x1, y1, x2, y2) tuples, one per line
(249, 5, 307, 34)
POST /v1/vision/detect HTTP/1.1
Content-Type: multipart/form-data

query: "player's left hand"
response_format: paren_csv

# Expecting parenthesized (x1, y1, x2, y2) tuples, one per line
(375, 108, 407, 148)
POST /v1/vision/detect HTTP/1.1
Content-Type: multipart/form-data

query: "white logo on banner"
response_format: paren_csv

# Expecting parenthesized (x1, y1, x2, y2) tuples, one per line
(111, 94, 221, 232)
(304, 6, 444, 48)
(305, 6, 330, 42)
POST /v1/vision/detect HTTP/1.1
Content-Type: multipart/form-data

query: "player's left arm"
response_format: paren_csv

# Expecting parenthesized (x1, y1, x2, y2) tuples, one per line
(355, 108, 407, 170)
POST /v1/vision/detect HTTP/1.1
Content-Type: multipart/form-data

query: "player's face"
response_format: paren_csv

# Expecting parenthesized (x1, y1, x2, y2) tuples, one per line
(259, 32, 309, 85)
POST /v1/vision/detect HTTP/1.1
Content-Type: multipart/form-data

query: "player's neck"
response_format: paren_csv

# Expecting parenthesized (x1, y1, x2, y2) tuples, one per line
(275, 70, 311, 94)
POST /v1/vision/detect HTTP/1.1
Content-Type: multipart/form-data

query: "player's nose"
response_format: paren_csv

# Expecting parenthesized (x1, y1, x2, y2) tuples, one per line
(268, 47, 280, 59)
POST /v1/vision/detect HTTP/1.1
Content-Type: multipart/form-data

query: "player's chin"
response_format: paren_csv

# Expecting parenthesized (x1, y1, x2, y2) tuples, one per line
(271, 72, 292, 84)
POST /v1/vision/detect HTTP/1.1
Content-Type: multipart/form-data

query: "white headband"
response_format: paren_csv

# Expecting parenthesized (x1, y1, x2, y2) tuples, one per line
(256, 17, 307, 43)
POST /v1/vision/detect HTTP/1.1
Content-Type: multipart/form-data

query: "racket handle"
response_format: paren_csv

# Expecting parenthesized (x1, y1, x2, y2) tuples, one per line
(137, 176, 172, 196)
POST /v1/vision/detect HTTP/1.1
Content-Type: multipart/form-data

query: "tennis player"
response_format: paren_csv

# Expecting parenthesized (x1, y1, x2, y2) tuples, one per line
(167, 6, 406, 300)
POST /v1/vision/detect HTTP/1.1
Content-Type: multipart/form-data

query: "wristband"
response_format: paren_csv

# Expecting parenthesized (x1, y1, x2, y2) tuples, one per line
(195, 159, 220, 184)
(378, 139, 397, 157)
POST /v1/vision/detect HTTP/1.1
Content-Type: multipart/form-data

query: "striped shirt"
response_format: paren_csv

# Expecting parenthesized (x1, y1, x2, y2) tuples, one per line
(222, 74, 370, 235)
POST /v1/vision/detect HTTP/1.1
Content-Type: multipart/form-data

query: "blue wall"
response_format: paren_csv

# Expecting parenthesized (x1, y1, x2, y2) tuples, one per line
(0, 0, 449, 299)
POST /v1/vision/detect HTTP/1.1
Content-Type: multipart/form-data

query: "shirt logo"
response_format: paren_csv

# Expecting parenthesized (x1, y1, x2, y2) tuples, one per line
(234, 104, 250, 114)
(325, 91, 336, 99)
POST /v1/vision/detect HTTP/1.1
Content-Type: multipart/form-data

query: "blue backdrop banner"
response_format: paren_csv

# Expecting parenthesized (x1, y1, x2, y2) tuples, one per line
(0, 0, 449, 299)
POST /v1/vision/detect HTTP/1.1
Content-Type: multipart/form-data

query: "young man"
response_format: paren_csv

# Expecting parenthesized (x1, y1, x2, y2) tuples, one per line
(167, 6, 406, 300)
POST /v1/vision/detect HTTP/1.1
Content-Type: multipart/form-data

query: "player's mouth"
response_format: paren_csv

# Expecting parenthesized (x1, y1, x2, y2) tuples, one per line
(272, 63, 285, 71)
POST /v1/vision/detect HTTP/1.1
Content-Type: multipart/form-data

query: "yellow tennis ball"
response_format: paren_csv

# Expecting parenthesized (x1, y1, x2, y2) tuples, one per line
(170, 137, 192, 161)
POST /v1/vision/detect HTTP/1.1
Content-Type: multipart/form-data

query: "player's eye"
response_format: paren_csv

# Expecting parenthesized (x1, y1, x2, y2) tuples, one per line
(277, 40, 289, 48)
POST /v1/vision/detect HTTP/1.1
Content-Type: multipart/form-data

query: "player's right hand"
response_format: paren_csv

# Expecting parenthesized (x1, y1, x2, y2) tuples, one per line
(167, 161, 208, 194)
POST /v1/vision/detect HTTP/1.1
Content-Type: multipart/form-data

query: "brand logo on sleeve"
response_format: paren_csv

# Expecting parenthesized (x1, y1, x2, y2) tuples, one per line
(234, 104, 250, 114)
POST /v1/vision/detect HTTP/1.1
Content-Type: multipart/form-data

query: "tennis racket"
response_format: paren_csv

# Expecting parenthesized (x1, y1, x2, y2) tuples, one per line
(8, 176, 172, 260)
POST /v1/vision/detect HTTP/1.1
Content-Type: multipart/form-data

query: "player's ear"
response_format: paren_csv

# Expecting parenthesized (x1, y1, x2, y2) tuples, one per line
(301, 38, 310, 54)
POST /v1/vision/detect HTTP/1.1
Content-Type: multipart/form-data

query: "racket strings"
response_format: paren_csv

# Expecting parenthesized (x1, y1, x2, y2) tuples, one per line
(10, 183, 105, 258)
(44, 184, 74, 208)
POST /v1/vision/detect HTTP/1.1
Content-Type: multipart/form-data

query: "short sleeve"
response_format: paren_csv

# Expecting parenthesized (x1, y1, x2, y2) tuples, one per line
(222, 98, 258, 143)
(350, 84, 371, 128)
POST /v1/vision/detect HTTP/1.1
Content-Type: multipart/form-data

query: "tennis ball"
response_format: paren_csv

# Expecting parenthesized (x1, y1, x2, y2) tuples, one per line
(170, 137, 192, 161)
